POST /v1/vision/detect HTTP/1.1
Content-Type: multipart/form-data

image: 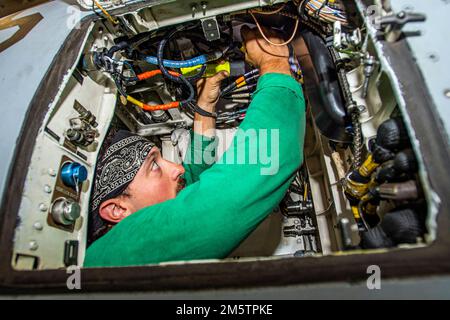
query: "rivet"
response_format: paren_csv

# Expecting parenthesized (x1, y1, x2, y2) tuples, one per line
(29, 241, 39, 251)
(43, 185, 52, 193)
(444, 89, 450, 99)
(39, 203, 48, 212)
(48, 168, 57, 177)
(33, 222, 43, 231)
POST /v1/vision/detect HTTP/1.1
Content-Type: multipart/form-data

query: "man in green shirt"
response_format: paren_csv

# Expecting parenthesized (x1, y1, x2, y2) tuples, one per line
(84, 26, 306, 267)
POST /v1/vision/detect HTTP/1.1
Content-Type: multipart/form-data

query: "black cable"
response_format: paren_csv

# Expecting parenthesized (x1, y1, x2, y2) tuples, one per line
(113, 74, 127, 97)
(178, 74, 196, 107)
(156, 24, 200, 107)
(185, 64, 207, 82)
(157, 23, 200, 83)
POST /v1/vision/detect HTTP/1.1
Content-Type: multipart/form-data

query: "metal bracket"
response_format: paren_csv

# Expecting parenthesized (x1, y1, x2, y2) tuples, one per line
(377, 10, 426, 42)
(201, 16, 220, 41)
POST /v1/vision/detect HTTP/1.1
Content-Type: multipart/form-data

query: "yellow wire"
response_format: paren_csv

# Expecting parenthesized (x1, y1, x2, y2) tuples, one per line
(93, 0, 119, 25)
(126, 95, 144, 108)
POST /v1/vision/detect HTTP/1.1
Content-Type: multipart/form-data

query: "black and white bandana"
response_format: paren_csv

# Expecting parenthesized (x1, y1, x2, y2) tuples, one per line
(90, 130, 155, 217)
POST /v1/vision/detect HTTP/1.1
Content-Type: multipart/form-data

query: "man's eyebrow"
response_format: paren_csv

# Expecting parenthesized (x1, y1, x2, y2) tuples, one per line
(143, 149, 158, 171)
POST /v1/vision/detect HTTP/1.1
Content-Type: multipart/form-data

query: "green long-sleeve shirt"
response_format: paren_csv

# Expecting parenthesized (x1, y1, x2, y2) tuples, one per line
(84, 73, 305, 267)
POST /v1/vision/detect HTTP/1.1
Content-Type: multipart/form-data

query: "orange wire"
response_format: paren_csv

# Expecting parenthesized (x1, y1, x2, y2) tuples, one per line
(137, 70, 181, 81)
(141, 101, 180, 111)
(128, 70, 182, 111)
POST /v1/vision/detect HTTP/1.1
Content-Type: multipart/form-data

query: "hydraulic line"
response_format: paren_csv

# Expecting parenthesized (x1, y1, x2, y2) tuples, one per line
(231, 84, 257, 94)
(118, 69, 195, 111)
(220, 69, 260, 97)
(157, 23, 217, 84)
(144, 54, 208, 69)
(223, 92, 252, 99)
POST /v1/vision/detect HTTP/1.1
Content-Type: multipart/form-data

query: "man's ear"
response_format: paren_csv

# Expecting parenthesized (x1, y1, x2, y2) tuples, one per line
(99, 198, 130, 223)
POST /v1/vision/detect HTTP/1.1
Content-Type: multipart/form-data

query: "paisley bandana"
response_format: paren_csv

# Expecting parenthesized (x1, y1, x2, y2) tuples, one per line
(90, 130, 155, 217)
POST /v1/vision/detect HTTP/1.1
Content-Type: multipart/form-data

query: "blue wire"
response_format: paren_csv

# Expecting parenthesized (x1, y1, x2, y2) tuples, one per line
(144, 55, 207, 68)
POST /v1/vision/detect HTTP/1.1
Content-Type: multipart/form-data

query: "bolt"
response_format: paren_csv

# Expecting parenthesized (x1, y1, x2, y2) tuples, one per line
(357, 105, 366, 113)
(297, 238, 303, 244)
(191, 3, 197, 18)
(33, 222, 43, 231)
(294, 219, 300, 225)
(201, 1, 207, 15)
(39, 203, 48, 212)
(29, 241, 39, 251)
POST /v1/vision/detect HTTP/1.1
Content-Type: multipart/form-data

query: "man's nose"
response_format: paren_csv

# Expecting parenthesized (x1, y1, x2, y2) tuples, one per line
(168, 161, 185, 180)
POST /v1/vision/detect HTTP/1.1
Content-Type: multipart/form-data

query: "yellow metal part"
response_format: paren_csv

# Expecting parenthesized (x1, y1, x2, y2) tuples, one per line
(358, 154, 379, 177)
(180, 62, 231, 77)
(345, 178, 370, 199)
(351, 206, 361, 219)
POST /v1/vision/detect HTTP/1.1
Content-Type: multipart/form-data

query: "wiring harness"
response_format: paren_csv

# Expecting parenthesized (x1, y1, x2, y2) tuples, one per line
(300, 0, 348, 25)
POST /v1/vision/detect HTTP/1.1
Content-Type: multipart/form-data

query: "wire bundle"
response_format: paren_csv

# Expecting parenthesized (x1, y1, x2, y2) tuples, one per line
(119, 70, 191, 111)
(302, 0, 348, 25)
(221, 69, 260, 97)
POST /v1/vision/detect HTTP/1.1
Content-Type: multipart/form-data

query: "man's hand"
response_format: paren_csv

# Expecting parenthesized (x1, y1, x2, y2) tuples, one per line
(196, 70, 229, 112)
(194, 70, 229, 137)
(240, 25, 291, 76)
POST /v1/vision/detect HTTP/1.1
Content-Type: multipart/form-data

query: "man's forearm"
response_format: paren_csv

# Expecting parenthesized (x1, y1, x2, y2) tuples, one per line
(193, 101, 216, 137)
(259, 59, 291, 77)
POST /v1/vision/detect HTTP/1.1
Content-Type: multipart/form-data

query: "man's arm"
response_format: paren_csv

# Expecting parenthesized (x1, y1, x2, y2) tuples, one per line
(182, 71, 229, 185)
(182, 131, 217, 185)
(84, 28, 306, 267)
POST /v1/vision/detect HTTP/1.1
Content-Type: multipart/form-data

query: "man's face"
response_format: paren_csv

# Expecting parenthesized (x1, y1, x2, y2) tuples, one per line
(99, 147, 186, 223)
